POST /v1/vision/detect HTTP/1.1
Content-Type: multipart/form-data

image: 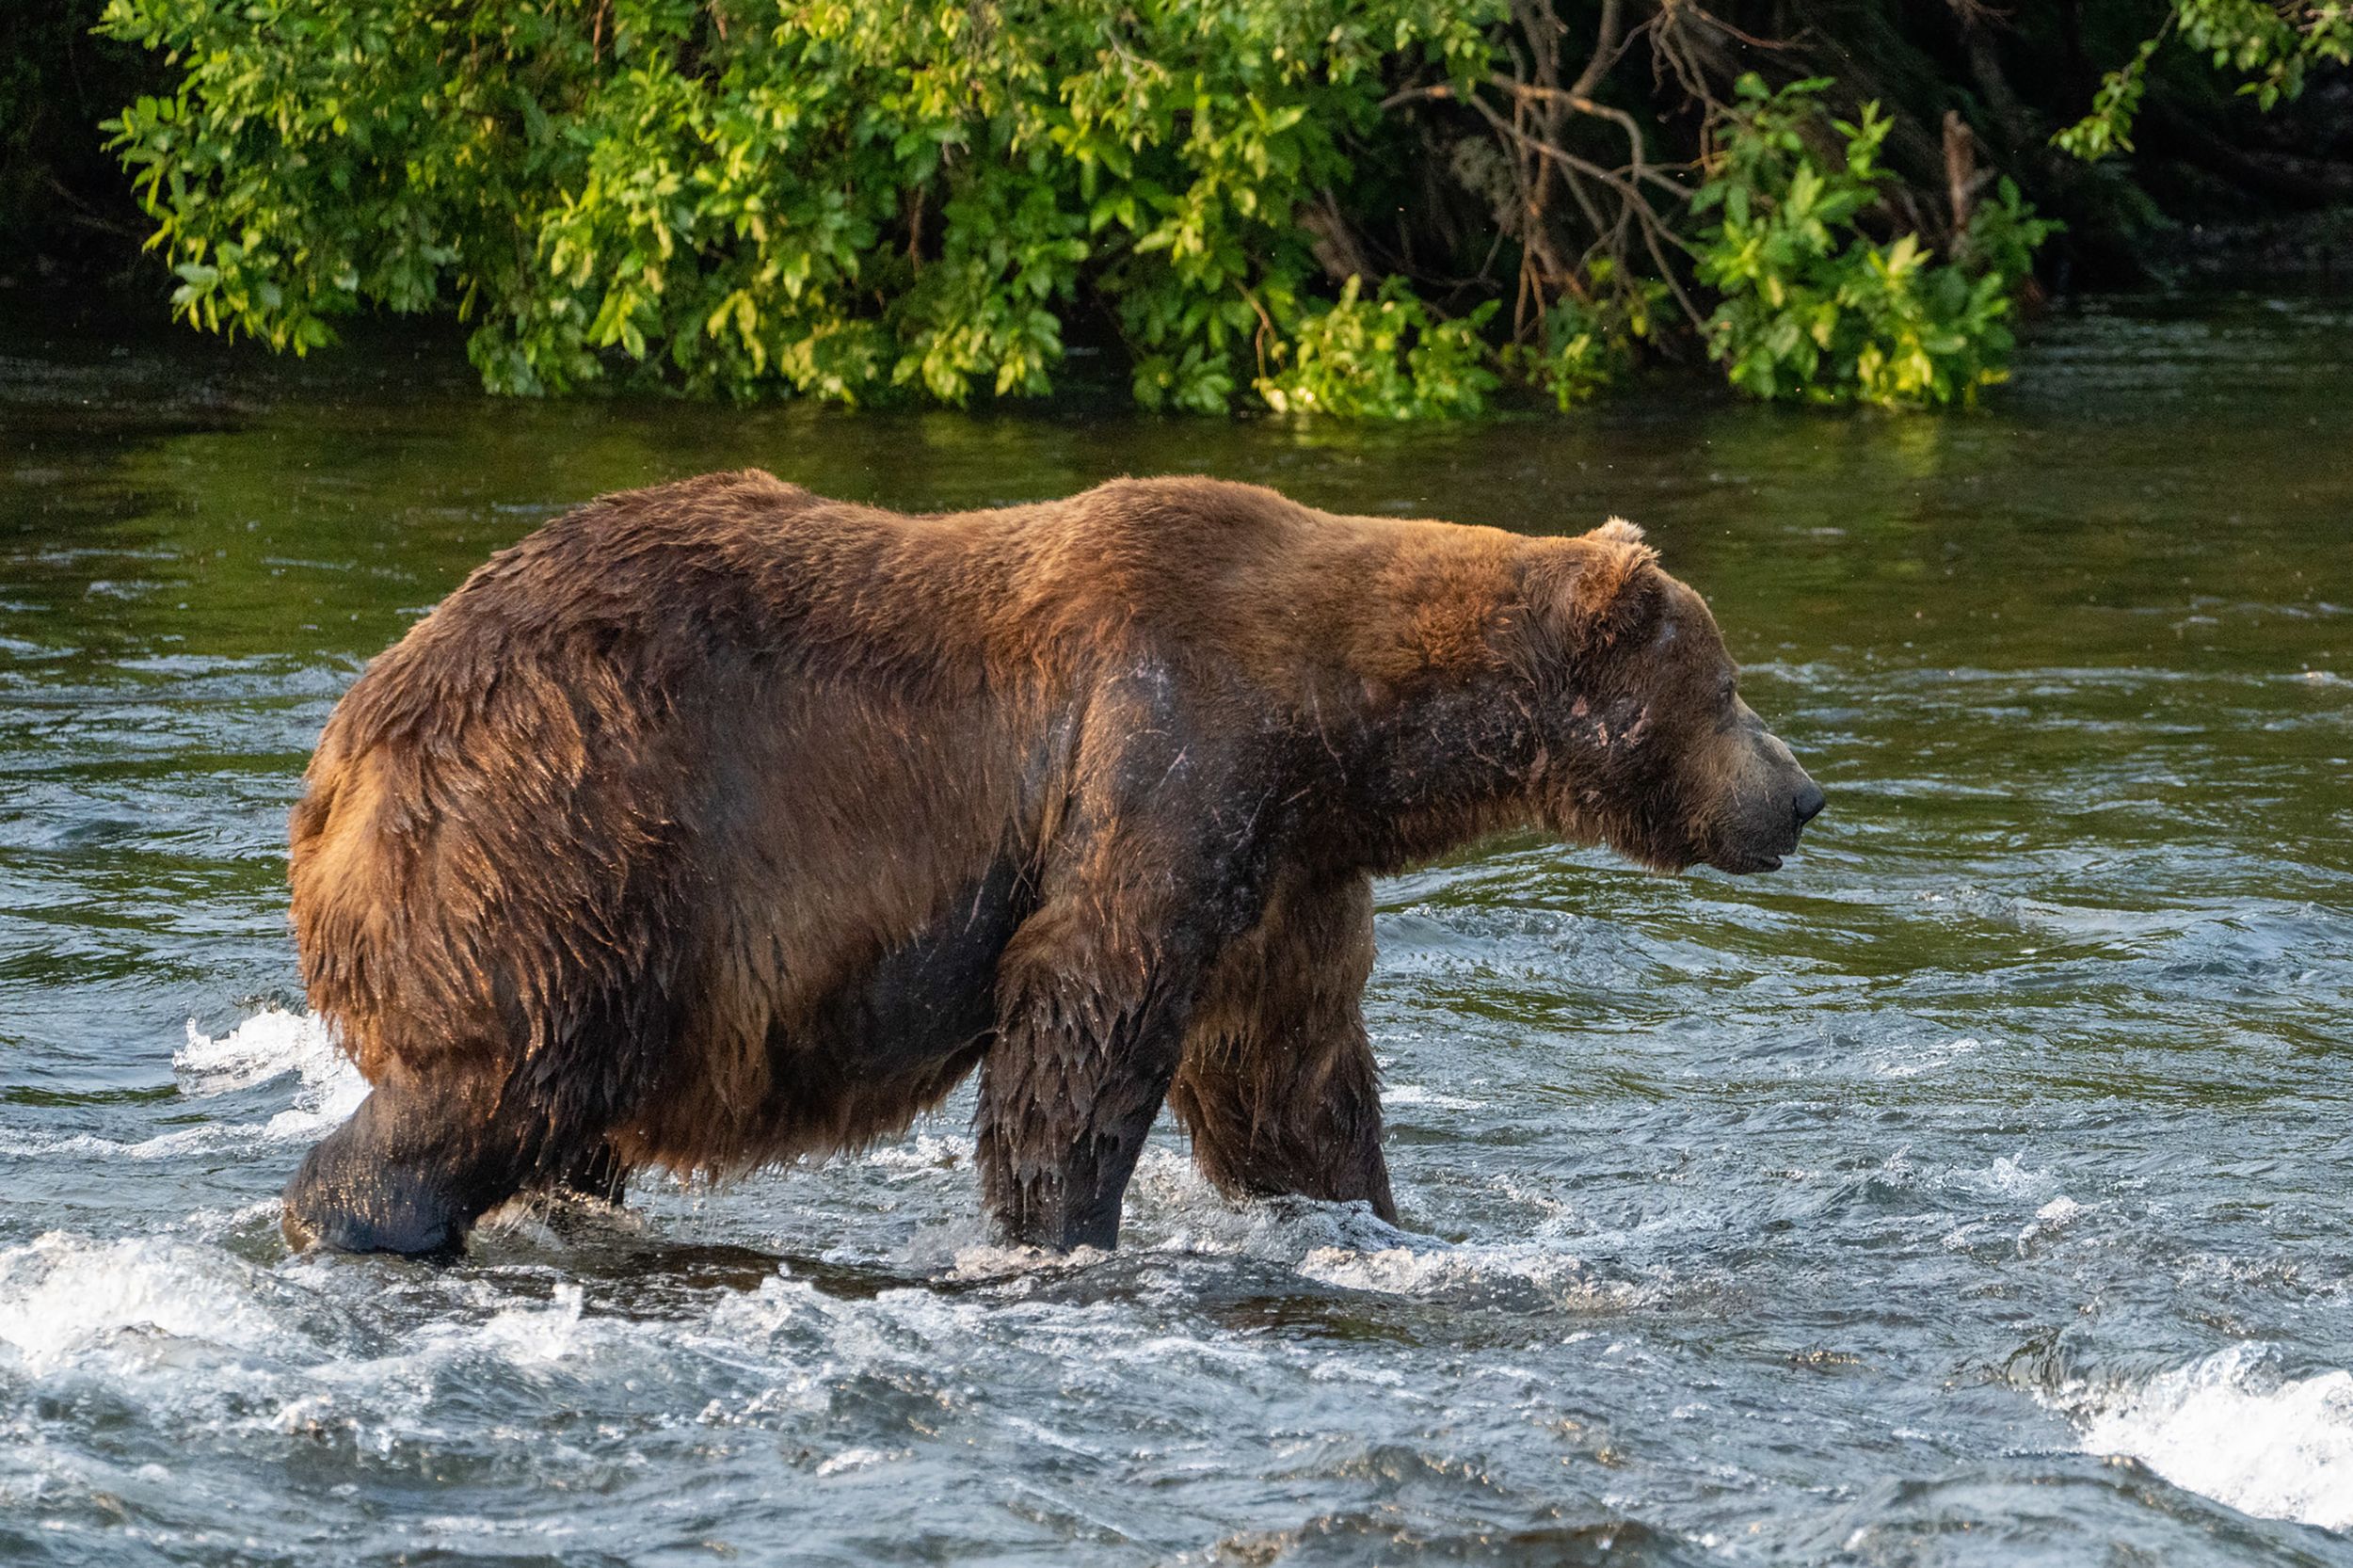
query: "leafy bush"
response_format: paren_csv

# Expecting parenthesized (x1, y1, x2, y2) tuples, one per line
(2057, 1, 2352, 160)
(100, 0, 1492, 410)
(1255, 277, 1497, 418)
(1499, 259, 1666, 411)
(1693, 76, 2057, 408)
(97, 3, 2076, 416)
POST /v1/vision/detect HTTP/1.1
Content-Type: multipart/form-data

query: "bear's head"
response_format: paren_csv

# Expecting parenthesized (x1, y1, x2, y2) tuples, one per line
(1513, 520, 1824, 874)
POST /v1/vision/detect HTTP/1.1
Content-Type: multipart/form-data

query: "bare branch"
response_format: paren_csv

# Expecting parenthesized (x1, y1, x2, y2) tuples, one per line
(1568, 0, 1625, 100)
(1471, 98, 1707, 329)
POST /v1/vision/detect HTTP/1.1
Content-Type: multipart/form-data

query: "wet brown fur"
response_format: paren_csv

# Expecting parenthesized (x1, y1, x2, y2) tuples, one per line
(282, 472, 1818, 1256)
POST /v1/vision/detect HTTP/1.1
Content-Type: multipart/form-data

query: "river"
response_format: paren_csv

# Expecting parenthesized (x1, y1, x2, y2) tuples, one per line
(3, 295, 2350, 1565)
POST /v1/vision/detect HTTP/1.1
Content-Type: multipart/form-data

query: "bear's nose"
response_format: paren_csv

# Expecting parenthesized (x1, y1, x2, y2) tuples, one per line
(1793, 781, 1826, 828)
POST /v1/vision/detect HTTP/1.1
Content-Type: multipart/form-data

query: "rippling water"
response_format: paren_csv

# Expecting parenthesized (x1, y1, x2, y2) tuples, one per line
(4, 296, 2351, 1565)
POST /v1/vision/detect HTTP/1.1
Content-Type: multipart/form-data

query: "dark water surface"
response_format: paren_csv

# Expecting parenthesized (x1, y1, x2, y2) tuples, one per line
(3, 297, 2350, 1566)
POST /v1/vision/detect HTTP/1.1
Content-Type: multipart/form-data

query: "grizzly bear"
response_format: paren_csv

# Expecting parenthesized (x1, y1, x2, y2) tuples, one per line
(280, 472, 1822, 1258)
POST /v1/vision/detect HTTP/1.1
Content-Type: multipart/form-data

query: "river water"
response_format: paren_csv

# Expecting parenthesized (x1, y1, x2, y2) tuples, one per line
(2, 296, 2350, 1565)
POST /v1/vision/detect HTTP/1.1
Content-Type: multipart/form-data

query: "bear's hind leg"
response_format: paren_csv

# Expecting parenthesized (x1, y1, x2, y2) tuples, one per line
(281, 1069, 542, 1259)
(1170, 872, 1398, 1224)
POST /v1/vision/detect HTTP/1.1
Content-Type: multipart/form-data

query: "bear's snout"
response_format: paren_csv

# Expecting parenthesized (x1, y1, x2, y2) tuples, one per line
(1704, 719, 1822, 874)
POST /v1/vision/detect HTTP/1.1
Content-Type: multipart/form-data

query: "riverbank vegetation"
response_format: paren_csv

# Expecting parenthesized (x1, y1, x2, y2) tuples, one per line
(8, 2, 2348, 416)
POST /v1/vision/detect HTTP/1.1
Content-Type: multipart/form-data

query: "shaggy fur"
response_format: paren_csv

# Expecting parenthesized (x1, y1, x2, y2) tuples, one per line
(280, 472, 1822, 1256)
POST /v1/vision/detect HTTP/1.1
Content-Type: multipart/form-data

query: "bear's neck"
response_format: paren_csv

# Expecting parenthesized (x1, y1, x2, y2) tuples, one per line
(1314, 666, 1550, 875)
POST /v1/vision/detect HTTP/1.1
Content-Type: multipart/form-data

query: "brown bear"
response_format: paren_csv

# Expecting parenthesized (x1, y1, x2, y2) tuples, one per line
(280, 471, 1822, 1258)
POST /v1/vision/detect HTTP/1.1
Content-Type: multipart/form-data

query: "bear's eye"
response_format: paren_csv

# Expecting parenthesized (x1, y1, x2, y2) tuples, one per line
(1717, 676, 1737, 707)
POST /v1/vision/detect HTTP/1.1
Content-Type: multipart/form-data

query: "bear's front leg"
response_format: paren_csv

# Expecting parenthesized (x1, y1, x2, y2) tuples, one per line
(1170, 870, 1398, 1223)
(974, 893, 1197, 1251)
(973, 665, 1264, 1251)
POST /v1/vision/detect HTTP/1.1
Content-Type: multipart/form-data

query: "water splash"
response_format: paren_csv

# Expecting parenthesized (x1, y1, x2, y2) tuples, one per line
(2065, 1345, 2353, 1531)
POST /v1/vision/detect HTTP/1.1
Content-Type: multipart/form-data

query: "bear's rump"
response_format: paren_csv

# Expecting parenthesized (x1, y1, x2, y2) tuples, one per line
(294, 619, 1058, 1155)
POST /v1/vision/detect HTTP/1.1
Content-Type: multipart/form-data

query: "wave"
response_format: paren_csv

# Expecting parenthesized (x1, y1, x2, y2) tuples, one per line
(0, 1008, 364, 1162)
(0, 1233, 302, 1371)
(940, 1146, 1655, 1311)
(2058, 1343, 2353, 1532)
(173, 1006, 347, 1098)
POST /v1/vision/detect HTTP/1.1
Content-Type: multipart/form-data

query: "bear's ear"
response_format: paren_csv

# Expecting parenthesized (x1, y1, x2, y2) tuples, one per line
(1558, 517, 1660, 642)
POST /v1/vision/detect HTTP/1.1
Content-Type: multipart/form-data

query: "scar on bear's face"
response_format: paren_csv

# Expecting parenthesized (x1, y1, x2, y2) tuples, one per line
(1564, 693, 1656, 752)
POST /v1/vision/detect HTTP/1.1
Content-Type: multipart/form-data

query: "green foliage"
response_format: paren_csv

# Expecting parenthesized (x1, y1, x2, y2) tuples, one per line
(1501, 259, 1666, 411)
(99, 0, 1497, 412)
(2052, 33, 2163, 161)
(1693, 76, 2056, 408)
(97, 1, 2079, 417)
(2057, 2, 2352, 159)
(1255, 276, 1498, 418)
(2177, 0, 2352, 106)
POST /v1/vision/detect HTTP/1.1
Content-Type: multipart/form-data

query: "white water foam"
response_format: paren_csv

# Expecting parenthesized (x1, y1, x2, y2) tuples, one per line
(1120, 1147, 1642, 1309)
(175, 1006, 341, 1095)
(2014, 1195, 2083, 1255)
(859, 1131, 974, 1175)
(181, 1006, 366, 1133)
(1383, 1083, 1486, 1112)
(872, 1142, 1641, 1309)
(0, 1232, 622, 1440)
(1868, 1034, 1984, 1080)
(466, 1282, 587, 1365)
(1293, 1241, 1622, 1305)
(0, 1232, 307, 1371)
(0, 1009, 364, 1162)
(2064, 1343, 2353, 1531)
